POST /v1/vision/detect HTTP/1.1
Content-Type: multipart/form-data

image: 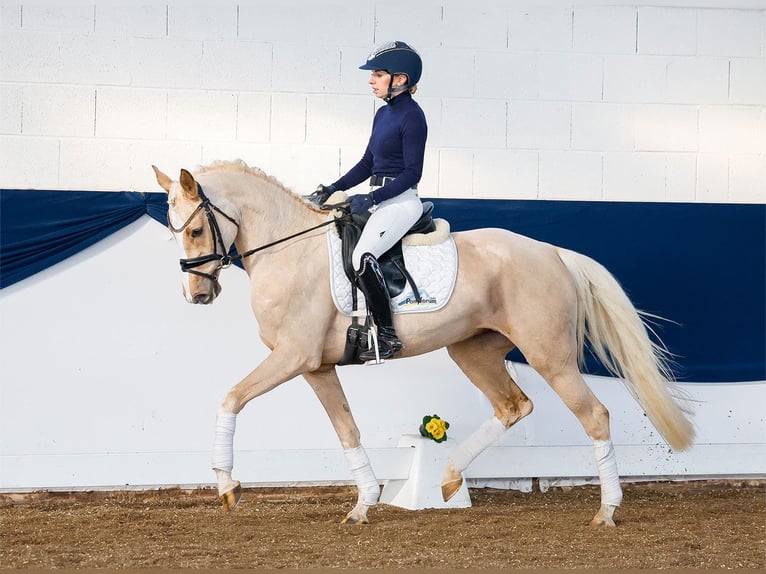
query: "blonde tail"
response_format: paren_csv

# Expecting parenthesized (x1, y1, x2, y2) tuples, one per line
(556, 248, 695, 451)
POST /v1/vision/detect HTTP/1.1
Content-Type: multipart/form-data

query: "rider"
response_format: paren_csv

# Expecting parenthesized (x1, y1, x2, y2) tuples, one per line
(307, 40, 427, 361)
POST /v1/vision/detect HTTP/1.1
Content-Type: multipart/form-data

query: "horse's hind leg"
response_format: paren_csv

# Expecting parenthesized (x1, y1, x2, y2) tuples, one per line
(534, 360, 622, 527)
(443, 331, 533, 501)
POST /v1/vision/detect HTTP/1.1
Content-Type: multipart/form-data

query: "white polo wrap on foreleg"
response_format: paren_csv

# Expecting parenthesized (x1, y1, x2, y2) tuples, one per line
(344, 445, 380, 506)
(212, 411, 237, 472)
(448, 416, 508, 473)
(593, 438, 622, 507)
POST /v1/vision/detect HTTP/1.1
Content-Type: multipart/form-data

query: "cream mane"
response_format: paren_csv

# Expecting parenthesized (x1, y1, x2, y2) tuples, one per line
(195, 160, 292, 193)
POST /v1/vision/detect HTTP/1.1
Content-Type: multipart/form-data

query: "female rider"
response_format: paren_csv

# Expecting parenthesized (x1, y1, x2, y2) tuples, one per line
(307, 41, 427, 361)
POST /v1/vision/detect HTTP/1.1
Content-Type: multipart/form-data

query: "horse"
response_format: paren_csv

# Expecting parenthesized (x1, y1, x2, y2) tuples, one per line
(152, 159, 694, 527)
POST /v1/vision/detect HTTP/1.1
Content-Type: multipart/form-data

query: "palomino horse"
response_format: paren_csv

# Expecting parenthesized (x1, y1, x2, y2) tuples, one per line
(153, 160, 693, 527)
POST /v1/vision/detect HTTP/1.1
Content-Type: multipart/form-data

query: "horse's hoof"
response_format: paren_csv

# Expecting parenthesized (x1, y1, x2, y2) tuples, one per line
(220, 481, 241, 511)
(341, 513, 369, 525)
(590, 517, 616, 527)
(441, 477, 463, 502)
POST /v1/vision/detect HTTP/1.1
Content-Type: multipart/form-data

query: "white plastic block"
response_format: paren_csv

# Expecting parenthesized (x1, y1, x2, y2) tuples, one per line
(698, 105, 763, 154)
(270, 93, 306, 144)
(507, 7, 572, 53)
(665, 153, 697, 202)
(729, 155, 766, 203)
(59, 139, 132, 191)
(380, 434, 471, 510)
(603, 152, 666, 202)
(374, 3, 443, 49)
(200, 40, 272, 92)
(666, 57, 729, 104)
(1, 85, 22, 134)
(341, 46, 376, 96)
(22, 85, 95, 138)
(131, 38, 202, 88)
(58, 35, 132, 86)
(507, 101, 571, 151)
(272, 44, 340, 93)
(571, 103, 635, 152)
(237, 93, 271, 143)
(23, 4, 94, 34)
(573, 7, 636, 55)
(437, 149, 473, 199)
(420, 148, 439, 197)
(268, 144, 339, 193)
(96, 87, 166, 140)
(603, 55, 669, 103)
(537, 54, 602, 102)
(473, 149, 538, 199)
(698, 9, 763, 57)
(306, 95, 373, 146)
(168, 4, 237, 40)
(0, 136, 59, 189)
(730, 58, 766, 105)
(635, 104, 698, 153)
(442, 2, 507, 50)
(637, 7, 696, 55)
(0, 30, 60, 83)
(166, 91, 237, 142)
(696, 153, 729, 202)
(539, 151, 602, 200)
(440, 98, 506, 149)
(94, 4, 167, 38)
(474, 52, 537, 100)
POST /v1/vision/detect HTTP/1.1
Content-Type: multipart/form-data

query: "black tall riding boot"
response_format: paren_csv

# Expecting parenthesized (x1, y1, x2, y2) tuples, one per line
(356, 253, 403, 361)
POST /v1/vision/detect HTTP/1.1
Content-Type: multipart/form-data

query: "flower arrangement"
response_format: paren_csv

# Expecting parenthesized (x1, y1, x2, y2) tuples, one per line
(419, 414, 450, 443)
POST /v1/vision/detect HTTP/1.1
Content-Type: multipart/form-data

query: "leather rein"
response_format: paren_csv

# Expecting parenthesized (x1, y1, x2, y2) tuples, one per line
(168, 183, 338, 285)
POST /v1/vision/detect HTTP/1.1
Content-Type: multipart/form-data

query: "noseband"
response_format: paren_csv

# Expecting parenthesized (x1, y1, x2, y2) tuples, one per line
(168, 182, 337, 288)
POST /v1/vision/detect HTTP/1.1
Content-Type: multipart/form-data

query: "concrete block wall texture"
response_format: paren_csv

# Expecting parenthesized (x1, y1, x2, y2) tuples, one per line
(0, 1, 764, 202)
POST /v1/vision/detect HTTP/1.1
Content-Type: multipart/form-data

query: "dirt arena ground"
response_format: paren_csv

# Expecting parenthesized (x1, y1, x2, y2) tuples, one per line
(1, 481, 763, 570)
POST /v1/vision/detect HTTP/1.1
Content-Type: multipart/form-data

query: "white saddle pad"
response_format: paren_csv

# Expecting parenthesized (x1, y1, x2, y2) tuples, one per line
(327, 219, 458, 316)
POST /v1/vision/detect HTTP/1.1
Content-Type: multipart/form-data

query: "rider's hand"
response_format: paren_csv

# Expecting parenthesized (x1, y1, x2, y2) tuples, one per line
(348, 193, 374, 215)
(303, 184, 336, 206)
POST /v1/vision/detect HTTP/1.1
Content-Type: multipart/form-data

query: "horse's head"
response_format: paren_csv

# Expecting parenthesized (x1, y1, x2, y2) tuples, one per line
(153, 165, 239, 305)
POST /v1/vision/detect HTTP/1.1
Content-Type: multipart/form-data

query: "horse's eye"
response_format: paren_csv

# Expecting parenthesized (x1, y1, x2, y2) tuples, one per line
(190, 227, 204, 238)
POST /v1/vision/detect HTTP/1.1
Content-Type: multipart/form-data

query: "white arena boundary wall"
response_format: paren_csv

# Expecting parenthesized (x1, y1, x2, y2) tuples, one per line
(0, 218, 763, 492)
(1, 0, 764, 492)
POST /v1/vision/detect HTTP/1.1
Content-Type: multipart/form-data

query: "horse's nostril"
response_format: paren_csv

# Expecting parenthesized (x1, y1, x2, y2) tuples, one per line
(192, 293, 210, 305)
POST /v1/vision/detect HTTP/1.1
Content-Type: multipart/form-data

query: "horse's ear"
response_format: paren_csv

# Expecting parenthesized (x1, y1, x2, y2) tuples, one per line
(179, 169, 199, 200)
(152, 165, 173, 193)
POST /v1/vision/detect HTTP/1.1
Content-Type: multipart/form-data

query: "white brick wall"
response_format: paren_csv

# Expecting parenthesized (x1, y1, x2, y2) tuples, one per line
(0, 1, 763, 202)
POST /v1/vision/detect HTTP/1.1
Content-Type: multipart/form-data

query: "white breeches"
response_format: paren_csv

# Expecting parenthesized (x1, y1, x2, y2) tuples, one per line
(352, 187, 422, 271)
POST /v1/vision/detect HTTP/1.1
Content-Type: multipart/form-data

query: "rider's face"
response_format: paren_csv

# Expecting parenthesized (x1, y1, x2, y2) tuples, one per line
(369, 70, 406, 99)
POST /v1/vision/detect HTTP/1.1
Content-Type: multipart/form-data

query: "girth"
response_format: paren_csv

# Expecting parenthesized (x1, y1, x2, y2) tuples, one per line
(336, 201, 436, 300)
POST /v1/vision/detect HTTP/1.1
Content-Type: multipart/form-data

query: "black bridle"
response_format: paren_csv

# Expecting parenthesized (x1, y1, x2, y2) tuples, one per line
(168, 183, 337, 286)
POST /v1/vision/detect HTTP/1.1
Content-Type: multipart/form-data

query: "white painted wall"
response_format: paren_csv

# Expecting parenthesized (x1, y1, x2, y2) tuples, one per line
(1, 1, 764, 202)
(0, 218, 764, 491)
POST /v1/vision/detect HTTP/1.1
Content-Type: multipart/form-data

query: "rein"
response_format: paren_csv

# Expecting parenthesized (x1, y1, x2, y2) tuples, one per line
(171, 183, 338, 284)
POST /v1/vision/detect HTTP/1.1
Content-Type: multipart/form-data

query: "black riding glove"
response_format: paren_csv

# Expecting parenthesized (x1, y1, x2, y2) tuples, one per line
(303, 184, 336, 206)
(348, 193, 374, 215)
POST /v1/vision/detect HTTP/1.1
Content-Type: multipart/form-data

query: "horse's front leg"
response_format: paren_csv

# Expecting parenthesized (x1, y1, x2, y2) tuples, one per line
(303, 366, 379, 525)
(212, 350, 316, 511)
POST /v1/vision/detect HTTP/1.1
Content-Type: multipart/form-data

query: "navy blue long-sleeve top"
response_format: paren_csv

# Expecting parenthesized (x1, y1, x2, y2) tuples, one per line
(331, 91, 427, 204)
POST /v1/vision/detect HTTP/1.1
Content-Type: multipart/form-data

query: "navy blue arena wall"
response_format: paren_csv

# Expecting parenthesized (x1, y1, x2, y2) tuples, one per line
(1, 189, 763, 383)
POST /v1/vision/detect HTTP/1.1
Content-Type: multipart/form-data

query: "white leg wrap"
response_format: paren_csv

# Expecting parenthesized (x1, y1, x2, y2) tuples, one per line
(594, 438, 622, 507)
(212, 411, 237, 472)
(448, 416, 508, 473)
(344, 446, 380, 506)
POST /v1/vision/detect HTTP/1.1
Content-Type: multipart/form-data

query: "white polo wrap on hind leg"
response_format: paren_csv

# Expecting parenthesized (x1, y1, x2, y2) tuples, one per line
(593, 438, 622, 507)
(344, 445, 380, 506)
(448, 416, 508, 472)
(212, 411, 237, 472)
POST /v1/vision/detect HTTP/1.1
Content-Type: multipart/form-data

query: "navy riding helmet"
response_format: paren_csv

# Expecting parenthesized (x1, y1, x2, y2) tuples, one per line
(359, 40, 422, 98)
